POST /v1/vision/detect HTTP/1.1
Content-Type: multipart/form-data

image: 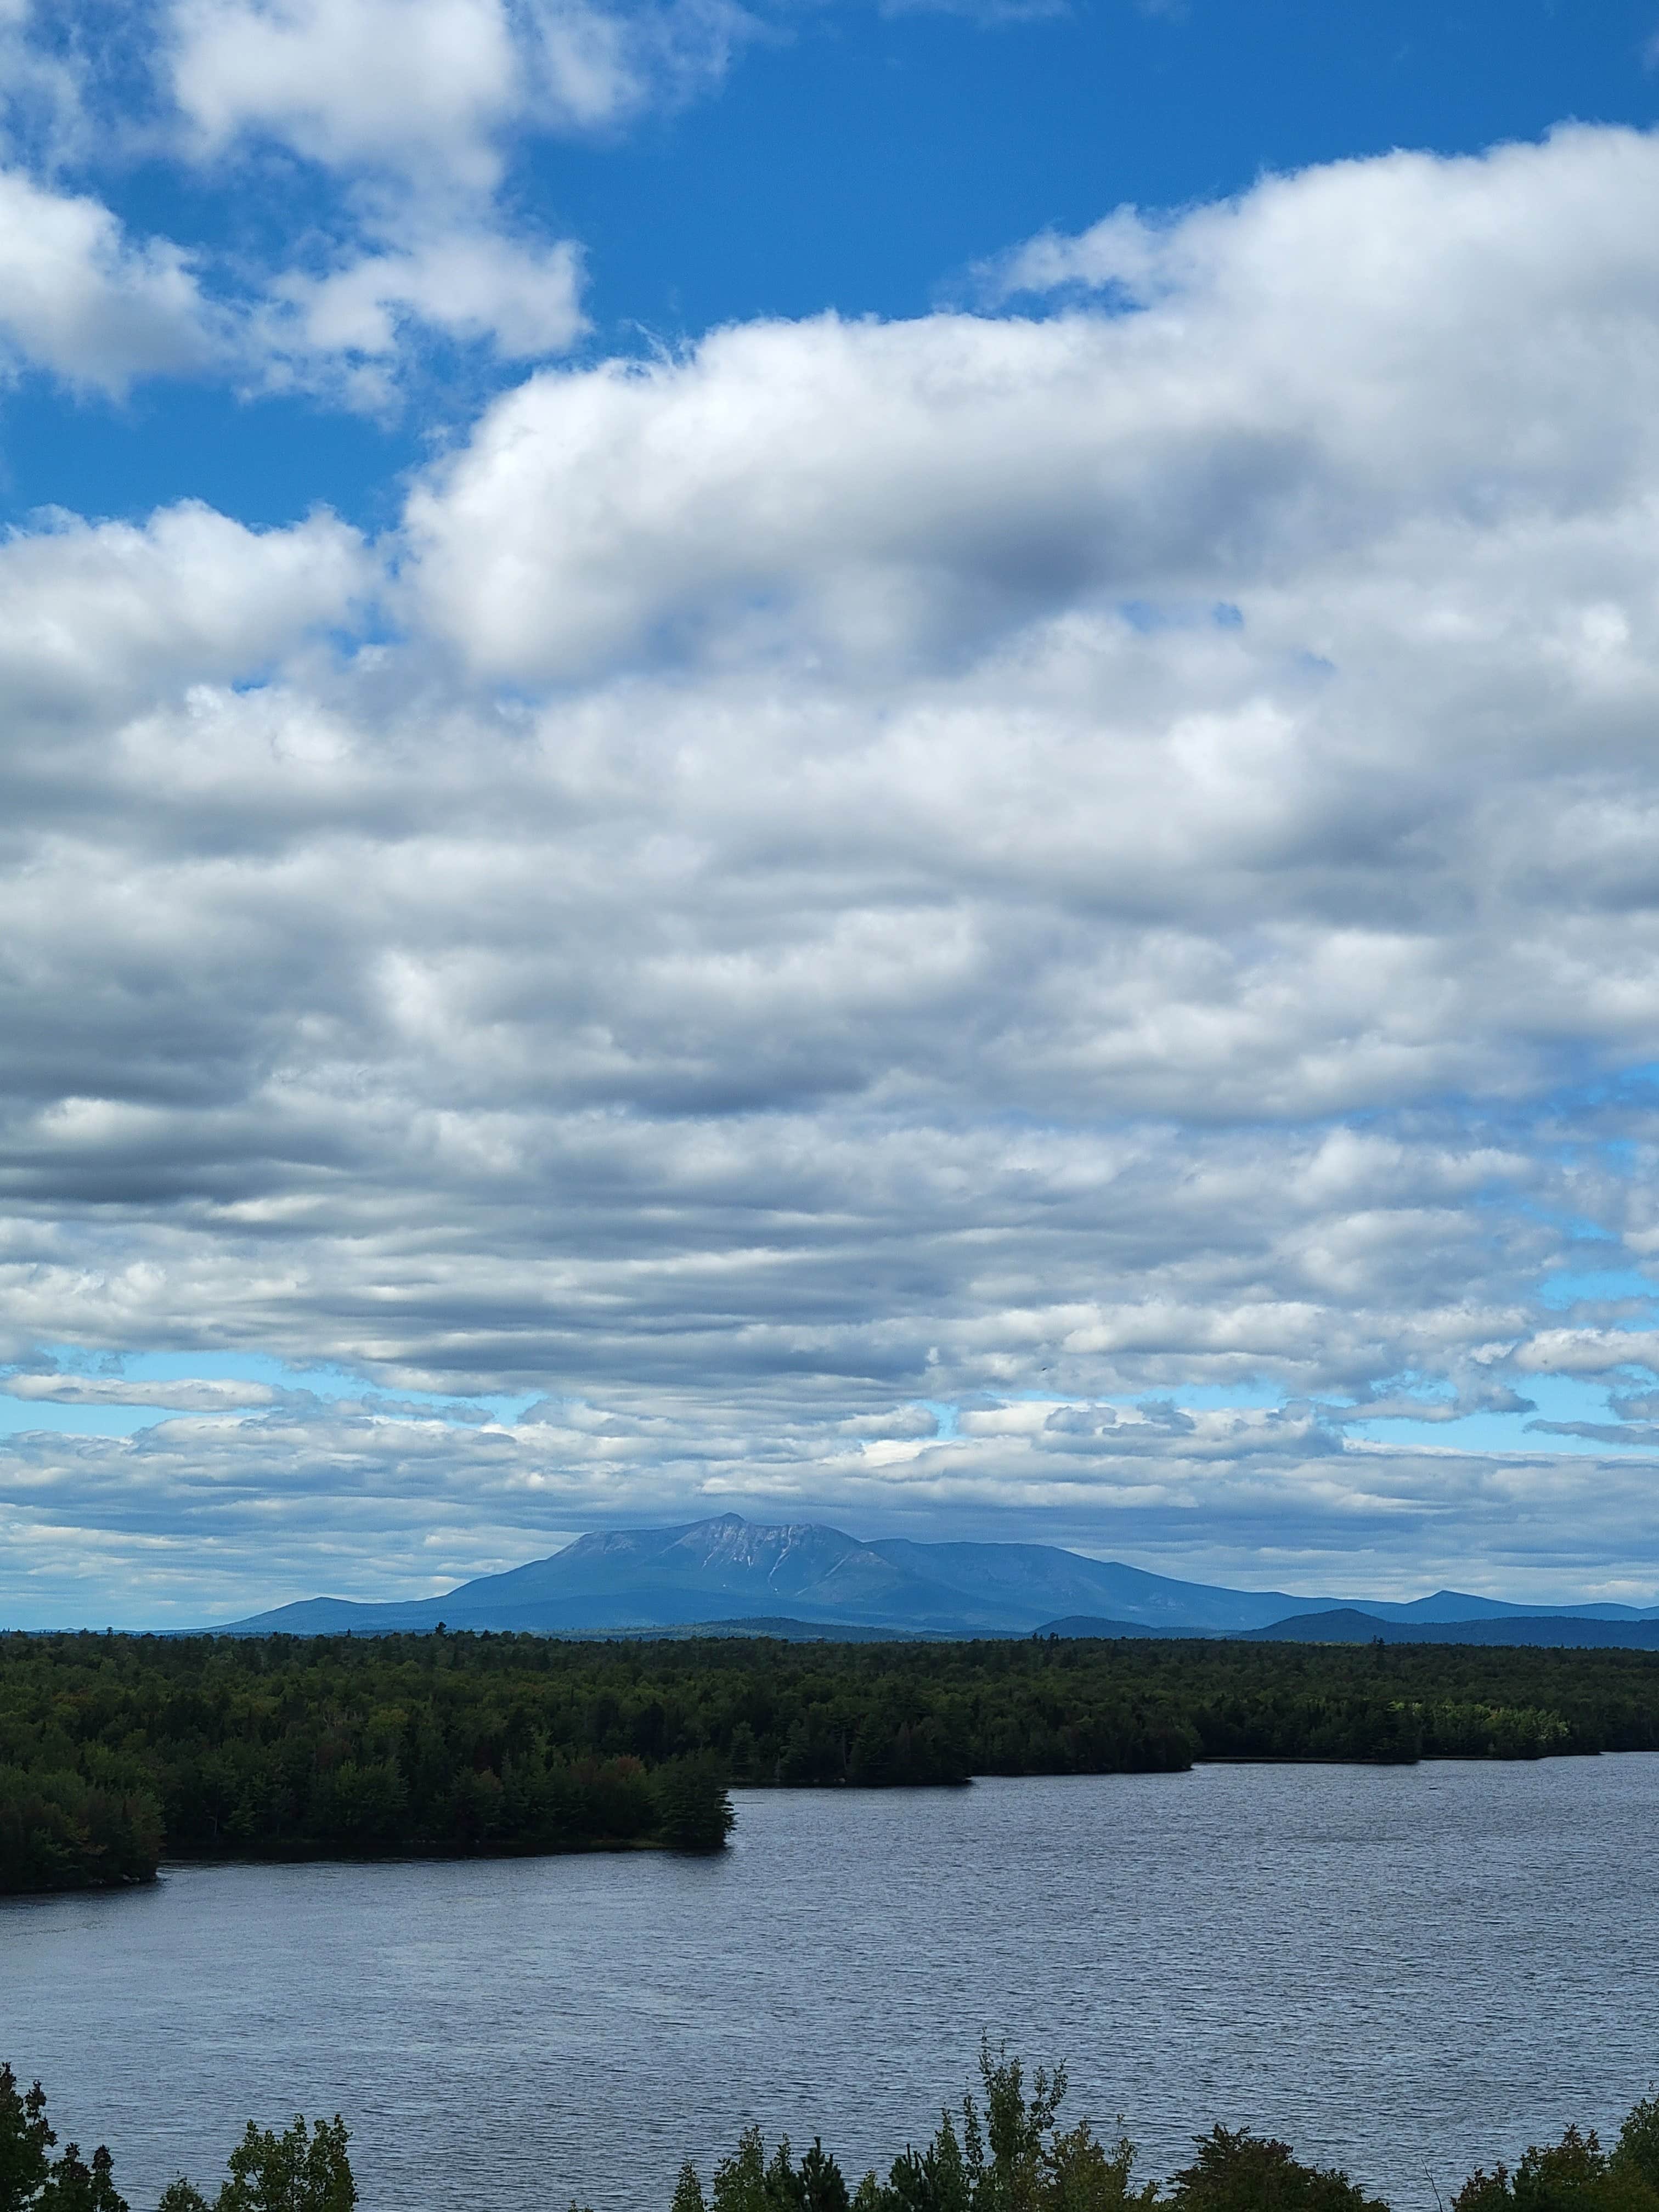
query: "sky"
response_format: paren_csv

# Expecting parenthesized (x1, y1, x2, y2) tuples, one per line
(5, 1, 1659, 1628)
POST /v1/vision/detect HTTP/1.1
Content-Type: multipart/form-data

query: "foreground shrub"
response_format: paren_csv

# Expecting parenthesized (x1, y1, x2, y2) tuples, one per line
(1453, 2099, 1659, 2212)
(0, 2063, 126, 2212)
(666, 2044, 1372, 2212)
(157, 2117, 355, 2212)
(0, 2072, 353, 2212)
(10, 2044, 1659, 2212)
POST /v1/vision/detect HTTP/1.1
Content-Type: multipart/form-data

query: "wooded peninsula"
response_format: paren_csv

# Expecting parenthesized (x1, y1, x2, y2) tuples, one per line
(5, 1628, 1659, 1893)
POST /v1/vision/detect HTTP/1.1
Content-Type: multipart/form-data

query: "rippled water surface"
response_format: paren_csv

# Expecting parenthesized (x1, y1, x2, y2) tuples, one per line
(5, 1759, 1658, 2212)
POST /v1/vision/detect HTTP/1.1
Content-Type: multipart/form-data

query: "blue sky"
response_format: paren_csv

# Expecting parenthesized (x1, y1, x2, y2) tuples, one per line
(6, 0, 1659, 1626)
(10, 2, 1658, 531)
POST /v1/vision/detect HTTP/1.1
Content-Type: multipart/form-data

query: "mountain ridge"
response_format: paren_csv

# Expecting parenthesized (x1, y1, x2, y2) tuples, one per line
(204, 1513, 1659, 1645)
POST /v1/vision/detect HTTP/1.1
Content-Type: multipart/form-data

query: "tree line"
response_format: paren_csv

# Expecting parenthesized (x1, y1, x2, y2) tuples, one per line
(4, 1627, 1658, 1891)
(0, 2065, 352, 2212)
(667, 2044, 1659, 2212)
(7, 2045, 1659, 2212)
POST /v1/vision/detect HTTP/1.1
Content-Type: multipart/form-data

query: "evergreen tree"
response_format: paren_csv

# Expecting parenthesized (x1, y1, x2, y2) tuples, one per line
(1454, 2120, 1659, 2212)
(0, 2069, 54, 2212)
(1169, 2127, 1387, 2212)
(711, 2125, 772, 2212)
(673, 2164, 710, 2212)
(800, 2142, 852, 2212)
(652, 1758, 736, 1854)
(1614, 2102, 1659, 2198)
(37, 2144, 127, 2212)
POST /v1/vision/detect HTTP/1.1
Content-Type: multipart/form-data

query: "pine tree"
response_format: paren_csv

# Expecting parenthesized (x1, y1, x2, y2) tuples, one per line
(0, 2070, 54, 2212)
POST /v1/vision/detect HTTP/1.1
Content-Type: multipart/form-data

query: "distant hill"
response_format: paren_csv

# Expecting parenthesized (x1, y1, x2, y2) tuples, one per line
(205, 1513, 1659, 1645)
(1231, 1609, 1659, 1649)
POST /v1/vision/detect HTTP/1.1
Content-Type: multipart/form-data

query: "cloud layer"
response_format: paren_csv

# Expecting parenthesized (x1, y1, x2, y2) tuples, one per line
(7, 124, 1659, 1620)
(0, 0, 751, 399)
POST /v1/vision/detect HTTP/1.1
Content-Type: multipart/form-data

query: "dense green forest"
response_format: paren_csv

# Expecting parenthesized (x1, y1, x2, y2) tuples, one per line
(8, 2046, 1659, 2212)
(4, 1627, 1659, 1891)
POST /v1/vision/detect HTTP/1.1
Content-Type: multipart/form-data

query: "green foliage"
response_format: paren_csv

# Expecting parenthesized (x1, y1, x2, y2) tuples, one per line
(35, 2145, 126, 2212)
(701, 2131, 851, 2212)
(700, 2041, 1152, 2212)
(1167, 2129, 1385, 2212)
(799, 2142, 854, 2212)
(1454, 2118, 1659, 2212)
(13, 2050, 1659, 2212)
(215, 2117, 356, 2212)
(156, 2114, 357, 2212)
(0, 2067, 55, 2212)
(653, 1754, 738, 1852)
(0, 1766, 162, 1894)
(4, 1626, 1658, 1891)
(687, 2050, 1398, 2212)
(0, 1634, 742, 1888)
(1613, 2100, 1659, 2195)
(1045, 2122, 1148, 2212)
(3, 2060, 355, 2212)
(674, 2165, 711, 2212)
(0, 2069, 124, 2212)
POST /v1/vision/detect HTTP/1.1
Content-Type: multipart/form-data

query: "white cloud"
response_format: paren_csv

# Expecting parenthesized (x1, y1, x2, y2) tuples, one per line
(171, 0, 522, 186)
(0, 0, 740, 403)
(524, 0, 755, 132)
(9, 128, 1659, 1611)
(163, 0, 723, 382)
(1514, 1330, 1659, 1377)
(3, 1374, 280, 1409)
(169, 0, 754, 179)
(0, 166, 219, 391)
(407, 126, 1659, 684)
(0, 501, 369, 712)
(266, 230, 586, 386)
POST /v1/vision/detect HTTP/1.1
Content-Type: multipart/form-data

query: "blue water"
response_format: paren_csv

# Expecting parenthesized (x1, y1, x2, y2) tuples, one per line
(4, 1760, 1657, 2212)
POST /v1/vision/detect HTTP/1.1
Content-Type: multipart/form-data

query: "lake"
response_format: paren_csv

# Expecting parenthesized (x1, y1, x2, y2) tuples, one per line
(4, 1759, 1657, 2212)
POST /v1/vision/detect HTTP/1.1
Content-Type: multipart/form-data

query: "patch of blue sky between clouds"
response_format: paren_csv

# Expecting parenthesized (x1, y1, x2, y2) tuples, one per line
(0, 1347, 538, 1440)
(1539, 1271, 1659, 1310)
(1145, 1382, 1289, 1412)
(1345, 1376, 1659, 1459)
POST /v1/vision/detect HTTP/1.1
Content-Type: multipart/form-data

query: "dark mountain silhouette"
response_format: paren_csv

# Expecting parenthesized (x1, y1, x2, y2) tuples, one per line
(1228, 1608, 1659, 1649)
(206, 1512, 1659, 1643)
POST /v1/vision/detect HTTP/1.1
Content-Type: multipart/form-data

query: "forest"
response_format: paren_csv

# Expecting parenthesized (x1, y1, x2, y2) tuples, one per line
(4, 1627, 1658, 1891)
(7, 2043, 1659, 2212)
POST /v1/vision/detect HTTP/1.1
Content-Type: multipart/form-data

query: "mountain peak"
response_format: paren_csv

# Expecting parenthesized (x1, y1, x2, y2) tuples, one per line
(207, 1513, 1659, 1646)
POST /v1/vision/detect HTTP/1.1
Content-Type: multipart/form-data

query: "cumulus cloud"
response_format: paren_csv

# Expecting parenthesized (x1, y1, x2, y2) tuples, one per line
(161, 0, 735, 383)
(410, 126, 1659, 681)
(170, 0, 522, 185)
(262, 231, 586, 398)
(0, 501, 369, 712)
(168, 0, 752, 176)
(8, 128, 1659, 1616)
(0, 167, 220, 391)
(0, 0, 738, 405)
(0, 149, 584, 404)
